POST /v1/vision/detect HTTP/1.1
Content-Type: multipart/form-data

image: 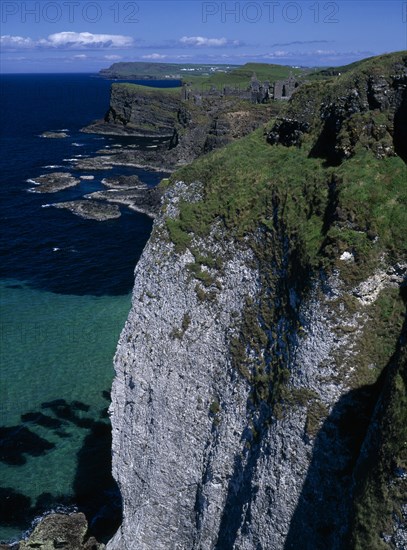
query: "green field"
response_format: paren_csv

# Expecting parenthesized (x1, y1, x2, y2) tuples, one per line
(100, 61, 239, 80)
(100, 61, 307, 90)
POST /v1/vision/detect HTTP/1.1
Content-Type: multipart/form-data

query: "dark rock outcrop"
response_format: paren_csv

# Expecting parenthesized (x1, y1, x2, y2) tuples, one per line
(83, 85, 276, 170)
(96, 85, 181, 138)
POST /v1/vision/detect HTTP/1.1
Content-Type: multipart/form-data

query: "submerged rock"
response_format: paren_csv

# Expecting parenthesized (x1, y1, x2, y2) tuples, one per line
(0, 487, 31, 526)
(0, 425, 55, 465)
(40, 132, 69, 139)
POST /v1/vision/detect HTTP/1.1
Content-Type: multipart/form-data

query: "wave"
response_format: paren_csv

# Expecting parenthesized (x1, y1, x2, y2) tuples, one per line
(43, 165, 63, 169)
(72, 143, 85, 147)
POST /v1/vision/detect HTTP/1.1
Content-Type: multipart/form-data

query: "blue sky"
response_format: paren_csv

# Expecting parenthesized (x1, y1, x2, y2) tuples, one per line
(1, 1, 406, 72)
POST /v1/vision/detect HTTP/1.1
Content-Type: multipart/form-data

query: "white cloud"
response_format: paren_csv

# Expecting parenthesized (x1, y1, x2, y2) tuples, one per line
(104, 54, 122, 60)
(1, 35, 35, 49)
(73, 54, 87, 59)
(1, 32, 134, 51)
(142, 53, 168, 60)
(44, 31, 133, 48)
(180, 36, 228, 47)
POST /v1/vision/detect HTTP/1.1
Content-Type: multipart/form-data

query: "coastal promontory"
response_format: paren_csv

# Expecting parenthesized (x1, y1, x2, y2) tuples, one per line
(107, 51, 407, 550)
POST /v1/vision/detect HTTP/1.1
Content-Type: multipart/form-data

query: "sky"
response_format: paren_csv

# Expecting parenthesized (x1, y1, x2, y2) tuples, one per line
(0, 0, 406, 73)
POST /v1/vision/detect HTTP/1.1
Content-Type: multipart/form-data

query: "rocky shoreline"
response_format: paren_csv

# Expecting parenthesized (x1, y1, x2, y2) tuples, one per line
(85, 175, 163, 219)
(27, 159, 165, 221)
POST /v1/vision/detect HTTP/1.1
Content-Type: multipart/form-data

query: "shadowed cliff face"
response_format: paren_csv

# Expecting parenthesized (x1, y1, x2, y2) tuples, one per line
(107, 52, 407, 550)
(393, 86, 407, 163)
(267, 53, 407, 166)
(104, 85, 181, 137)
(285, 372, 388, 550)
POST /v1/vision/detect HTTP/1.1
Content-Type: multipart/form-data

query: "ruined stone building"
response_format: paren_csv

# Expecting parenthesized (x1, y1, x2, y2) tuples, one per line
(273, 73, 300, 99)
(182, 72, 300, 104)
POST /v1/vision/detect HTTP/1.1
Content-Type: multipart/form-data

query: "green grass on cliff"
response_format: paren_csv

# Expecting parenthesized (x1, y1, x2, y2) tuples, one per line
(167, 128, 406, 276)
(165, 51, 407, 279)
(102, 61, 305, 88)
(111, 82, 182, 95)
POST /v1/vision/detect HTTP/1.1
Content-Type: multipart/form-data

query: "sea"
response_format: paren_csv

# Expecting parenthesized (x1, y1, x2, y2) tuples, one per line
(0, 74, 177, 542)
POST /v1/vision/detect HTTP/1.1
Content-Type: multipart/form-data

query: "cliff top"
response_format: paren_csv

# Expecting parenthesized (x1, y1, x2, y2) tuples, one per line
(164, 50, 407, 284)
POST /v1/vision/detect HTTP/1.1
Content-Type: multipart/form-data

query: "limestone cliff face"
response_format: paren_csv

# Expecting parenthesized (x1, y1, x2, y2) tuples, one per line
(108, 192, 406, 549)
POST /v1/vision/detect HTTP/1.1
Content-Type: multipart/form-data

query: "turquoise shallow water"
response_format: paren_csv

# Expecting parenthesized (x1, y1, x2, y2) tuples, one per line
(0, 279, 131, 541)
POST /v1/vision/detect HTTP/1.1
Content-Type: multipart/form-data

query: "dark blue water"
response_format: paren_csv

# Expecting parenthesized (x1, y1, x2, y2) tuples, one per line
(0, 74, 173, 542)
(0, 74, 176, 295)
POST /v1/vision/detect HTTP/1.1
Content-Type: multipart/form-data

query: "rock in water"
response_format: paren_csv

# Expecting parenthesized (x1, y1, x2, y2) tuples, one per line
(40, 132, 69, 139)
(52, 200, 121, 221)
(19, 513, 104, 549)
(27, 173, 80, 193)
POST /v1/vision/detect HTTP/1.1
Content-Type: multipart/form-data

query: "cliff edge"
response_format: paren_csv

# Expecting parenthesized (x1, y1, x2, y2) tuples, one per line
(108, 52, 407, 549)
(83, 83, 276, 169)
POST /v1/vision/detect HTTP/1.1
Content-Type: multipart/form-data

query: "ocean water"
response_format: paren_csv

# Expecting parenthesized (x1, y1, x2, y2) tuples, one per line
(0, 74, 173, 542)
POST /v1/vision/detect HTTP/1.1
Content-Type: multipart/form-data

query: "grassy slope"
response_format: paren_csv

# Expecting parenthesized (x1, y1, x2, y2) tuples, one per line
(111, 82, 183, 95)
(189, 62, 305, 89)
(167, 129, 406, 277)
(100, 61, 238, 78)
(165, 52, 407, 270)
